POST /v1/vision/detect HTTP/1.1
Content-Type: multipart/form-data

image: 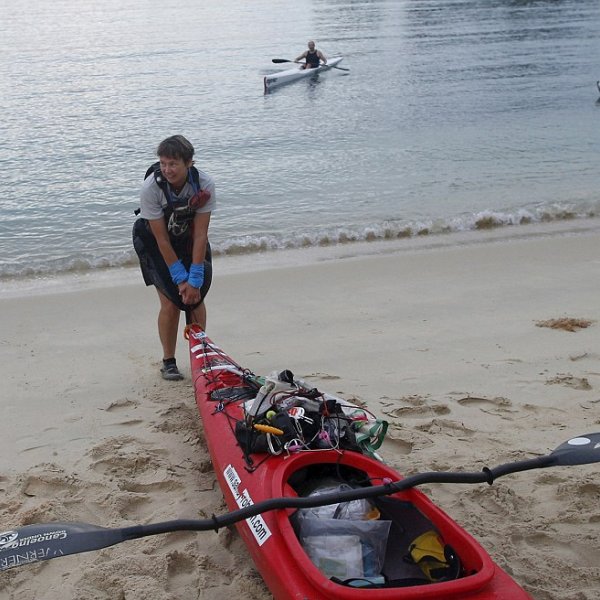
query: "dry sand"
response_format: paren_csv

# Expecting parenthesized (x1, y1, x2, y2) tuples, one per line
(1, 227, 599, 599)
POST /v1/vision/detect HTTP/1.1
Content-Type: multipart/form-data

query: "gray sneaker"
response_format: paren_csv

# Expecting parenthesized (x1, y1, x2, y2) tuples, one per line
(161, 360, 184, 381)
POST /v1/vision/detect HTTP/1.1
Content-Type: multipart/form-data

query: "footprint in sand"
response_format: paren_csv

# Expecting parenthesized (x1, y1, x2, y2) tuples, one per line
(154, 402, 200, 436)
(545, 374, 592, 390)
(340, 394, 368, 408)
(104, 398, 139, 412)
(569, 352, 593, 362)
(384, 404, 450, 419)
(416, 418, 475, 436)
(109, 418, 145, 426)
(456, 396, 514, 416)
(511, 530, 600, 568)
(120, 469, 183, 494)
(556, 478, 600, 511)
(464, 483, 525, 517)
(99, 398, 145, 426)
(383, 435, 414, 455)
(86, 437, 190, 521)
(87, 436, 169, 477)
(384, 424, 435, 457)
(12, 465, 103, 525)
(104, 474, 188, 521)
(534, 472, 566, 486)
(106, 490, 153, 519)
(381, 394, 427, 407)
(381, 394, 450, 419)
(167, 548, 198, 578)
(21, 465, 80, 499)
(578, 398, 600, 410)
(303, 372, 341, 381)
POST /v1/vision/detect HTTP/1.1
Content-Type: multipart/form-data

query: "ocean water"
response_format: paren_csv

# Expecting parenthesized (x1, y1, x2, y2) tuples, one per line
(1, 0, 600, 282)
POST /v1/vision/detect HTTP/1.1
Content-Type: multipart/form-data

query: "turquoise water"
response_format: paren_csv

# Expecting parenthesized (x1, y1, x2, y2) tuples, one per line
(1, 0, 599, 279)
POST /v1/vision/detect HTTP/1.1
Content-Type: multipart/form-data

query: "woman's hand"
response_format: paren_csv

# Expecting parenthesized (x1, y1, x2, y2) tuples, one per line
(179, 282, 201, 305)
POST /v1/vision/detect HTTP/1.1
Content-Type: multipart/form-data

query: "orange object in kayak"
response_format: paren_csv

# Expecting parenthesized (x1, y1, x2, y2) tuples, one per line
(254, 423, 285, 436)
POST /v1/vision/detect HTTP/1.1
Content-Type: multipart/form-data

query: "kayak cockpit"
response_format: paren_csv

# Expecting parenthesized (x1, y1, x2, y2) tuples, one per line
(271, 456, 499, 598)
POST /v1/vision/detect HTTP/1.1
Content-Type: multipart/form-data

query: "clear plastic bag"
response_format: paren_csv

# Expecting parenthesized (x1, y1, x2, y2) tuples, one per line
(296, 484, 374, 520)
(297, 513, 391, 580)
(302, 533, 364, 579)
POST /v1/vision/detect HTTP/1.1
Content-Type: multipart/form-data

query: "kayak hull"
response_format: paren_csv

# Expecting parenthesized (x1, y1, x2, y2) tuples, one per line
(264, 57, 344, 93)
(187, 327, 531, 600)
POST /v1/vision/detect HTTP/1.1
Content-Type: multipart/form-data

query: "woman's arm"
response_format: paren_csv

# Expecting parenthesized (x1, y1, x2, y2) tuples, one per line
(148, 217, 178, 266)
(180, 211, 212, 305)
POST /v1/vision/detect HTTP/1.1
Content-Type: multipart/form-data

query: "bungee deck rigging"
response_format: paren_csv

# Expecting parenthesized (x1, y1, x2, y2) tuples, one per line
(188, 329, 388, 472)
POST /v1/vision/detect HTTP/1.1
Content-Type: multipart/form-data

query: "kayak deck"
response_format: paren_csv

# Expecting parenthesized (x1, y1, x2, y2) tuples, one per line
(187, 326, 531, 599)
(264, 57, 344, 93)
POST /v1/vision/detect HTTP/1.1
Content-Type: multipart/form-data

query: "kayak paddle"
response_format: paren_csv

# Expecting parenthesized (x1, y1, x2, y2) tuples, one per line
(271, 58, 350, 72)
(1, 432, 598, 572)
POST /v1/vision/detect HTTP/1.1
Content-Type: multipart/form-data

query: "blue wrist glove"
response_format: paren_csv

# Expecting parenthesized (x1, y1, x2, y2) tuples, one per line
(187, 263, 205, 289)
(168, 259, 188, 285)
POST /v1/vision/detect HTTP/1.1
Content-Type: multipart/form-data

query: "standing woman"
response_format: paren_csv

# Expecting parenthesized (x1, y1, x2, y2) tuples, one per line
(133, 135, 216, 380)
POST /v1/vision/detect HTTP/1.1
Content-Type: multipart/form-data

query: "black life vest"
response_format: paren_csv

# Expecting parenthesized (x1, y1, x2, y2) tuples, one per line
(146, 161, 200, 219)
(134, 161, 203, 241)
(306, 50, 320, 68)
(134, 162, 201, 218)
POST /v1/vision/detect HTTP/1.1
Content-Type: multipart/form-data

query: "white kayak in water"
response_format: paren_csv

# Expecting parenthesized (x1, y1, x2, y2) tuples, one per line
(264, 57, 344, 93)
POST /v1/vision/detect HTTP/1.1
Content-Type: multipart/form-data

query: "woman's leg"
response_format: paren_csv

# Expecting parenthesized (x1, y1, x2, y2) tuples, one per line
(157, 288, 181, 360)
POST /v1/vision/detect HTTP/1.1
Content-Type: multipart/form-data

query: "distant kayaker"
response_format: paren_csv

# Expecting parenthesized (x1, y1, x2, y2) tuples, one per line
(295, 41, 327, 70)
(133, 135, 215, 381)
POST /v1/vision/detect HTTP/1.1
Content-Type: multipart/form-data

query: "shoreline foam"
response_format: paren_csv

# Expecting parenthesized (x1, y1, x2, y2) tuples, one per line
(2, 217, 600, 300)
(3, 210, 600, 282)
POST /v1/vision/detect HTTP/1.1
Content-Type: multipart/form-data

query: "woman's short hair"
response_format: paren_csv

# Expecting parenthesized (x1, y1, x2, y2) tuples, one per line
(157, 135, 195, 162)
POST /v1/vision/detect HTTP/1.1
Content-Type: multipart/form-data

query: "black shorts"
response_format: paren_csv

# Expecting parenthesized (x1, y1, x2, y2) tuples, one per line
(132, 218, 212, 311)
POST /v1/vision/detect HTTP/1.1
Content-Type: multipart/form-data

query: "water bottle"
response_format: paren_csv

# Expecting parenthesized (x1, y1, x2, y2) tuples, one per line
(246, 370, 296, 416)
(247, 379, 276, 417)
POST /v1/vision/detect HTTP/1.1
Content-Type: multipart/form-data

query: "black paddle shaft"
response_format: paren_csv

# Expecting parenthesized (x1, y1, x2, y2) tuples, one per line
(271, 58, 350, 71)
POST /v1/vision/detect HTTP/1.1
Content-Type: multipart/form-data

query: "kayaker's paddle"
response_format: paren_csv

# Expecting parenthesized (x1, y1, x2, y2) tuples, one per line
(271, 58, 350, 72)
(1, 432, 598, 571)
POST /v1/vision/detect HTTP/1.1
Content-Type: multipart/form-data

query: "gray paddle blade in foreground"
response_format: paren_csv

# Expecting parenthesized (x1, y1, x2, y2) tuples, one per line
(0, 522, 126, 571)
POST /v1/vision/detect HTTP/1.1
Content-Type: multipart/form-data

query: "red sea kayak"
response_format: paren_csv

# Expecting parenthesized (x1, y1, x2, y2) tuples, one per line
(186, 325, 531, 600)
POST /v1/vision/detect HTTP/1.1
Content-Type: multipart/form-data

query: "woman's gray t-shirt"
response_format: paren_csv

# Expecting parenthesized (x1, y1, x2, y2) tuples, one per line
(139, 169, 216, 220)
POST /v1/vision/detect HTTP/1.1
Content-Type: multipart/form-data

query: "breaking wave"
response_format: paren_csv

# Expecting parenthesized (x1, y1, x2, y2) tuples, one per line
(0, 204, 597, 281)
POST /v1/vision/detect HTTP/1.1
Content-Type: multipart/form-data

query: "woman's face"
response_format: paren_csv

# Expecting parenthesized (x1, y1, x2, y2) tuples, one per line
(159, 156, 192, 187)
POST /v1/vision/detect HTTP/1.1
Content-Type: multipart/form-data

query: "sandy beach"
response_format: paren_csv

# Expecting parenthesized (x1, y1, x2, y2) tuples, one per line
(1, 227, 600, 599)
